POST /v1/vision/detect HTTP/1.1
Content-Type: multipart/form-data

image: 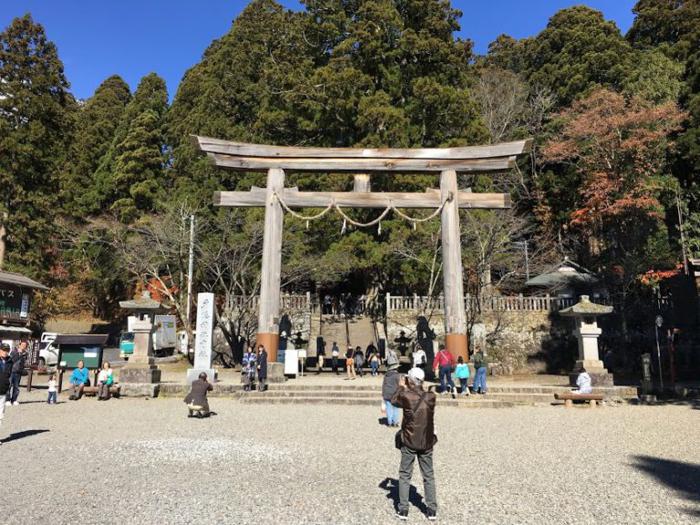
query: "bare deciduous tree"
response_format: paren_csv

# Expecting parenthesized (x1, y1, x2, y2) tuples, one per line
(475, 67, 529, 144)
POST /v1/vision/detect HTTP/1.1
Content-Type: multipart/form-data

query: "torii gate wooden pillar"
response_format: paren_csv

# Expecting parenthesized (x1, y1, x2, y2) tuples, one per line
(195, 136, 532, 362)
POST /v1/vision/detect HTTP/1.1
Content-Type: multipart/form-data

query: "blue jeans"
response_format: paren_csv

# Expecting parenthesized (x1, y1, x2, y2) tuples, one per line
(9, 372, 21, 403)
(459, 377, 468, 394)
(439, 366, 455, 393)
(371, 361, 379, 376)
(385, 400, 399, 425)
(473, 367, 487, 393)
(47, 391, 57, 404)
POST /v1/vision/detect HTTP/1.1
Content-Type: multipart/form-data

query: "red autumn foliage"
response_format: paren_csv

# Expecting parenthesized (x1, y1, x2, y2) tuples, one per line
(543, 89, 686, 231)
(639, 264, 683, 287)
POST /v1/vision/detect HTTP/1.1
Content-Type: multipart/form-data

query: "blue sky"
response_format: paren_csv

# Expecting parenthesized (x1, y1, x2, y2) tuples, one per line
(1, 1, 637, 101)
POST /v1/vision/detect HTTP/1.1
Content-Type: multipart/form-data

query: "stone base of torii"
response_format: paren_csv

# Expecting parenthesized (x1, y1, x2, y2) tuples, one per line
(194, 136, 532, 363)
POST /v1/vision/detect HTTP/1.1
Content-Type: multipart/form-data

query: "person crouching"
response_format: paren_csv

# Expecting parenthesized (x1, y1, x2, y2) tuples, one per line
(184, 372, 213, 418)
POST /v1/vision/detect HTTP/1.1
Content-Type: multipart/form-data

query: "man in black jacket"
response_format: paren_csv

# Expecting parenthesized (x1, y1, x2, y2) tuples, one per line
(8, 340, 27, 406)
(391, 367, 437, 521)
(0, 344, 12, 440)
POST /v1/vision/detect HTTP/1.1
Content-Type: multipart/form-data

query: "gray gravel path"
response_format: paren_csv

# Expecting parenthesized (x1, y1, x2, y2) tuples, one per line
(2, 389, 698, 524)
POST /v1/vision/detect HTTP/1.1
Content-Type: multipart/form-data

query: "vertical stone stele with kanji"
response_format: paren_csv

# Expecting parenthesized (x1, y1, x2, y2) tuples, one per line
(187, 292, 216, 384)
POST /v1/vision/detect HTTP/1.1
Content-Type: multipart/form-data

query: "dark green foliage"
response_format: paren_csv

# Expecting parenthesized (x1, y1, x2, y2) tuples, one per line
(627, 0, 700, 59)
(0, 14, 75, 275)
(95, 73, 168, 222)
(61, 75, 131, 218)
(627, 2, 700, 252)
(523, 6, 634, 106)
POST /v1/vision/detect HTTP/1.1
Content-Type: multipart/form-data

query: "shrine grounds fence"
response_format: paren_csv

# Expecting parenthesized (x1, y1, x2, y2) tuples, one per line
(224, 293, 609, 314)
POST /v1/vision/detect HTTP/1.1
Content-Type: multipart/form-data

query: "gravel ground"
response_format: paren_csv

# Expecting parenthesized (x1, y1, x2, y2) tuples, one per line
(1, 389, 698, 525)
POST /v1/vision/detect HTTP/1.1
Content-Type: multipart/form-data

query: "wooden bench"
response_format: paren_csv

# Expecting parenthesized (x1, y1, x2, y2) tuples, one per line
(554, 392, 604, 408)
(81, 385, 121, 398)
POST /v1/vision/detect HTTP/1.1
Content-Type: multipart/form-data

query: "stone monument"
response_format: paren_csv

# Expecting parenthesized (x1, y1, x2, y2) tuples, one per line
(187, 292, 216, 384)
(559, 295, 614, 386)
(119, 291, 163, 397)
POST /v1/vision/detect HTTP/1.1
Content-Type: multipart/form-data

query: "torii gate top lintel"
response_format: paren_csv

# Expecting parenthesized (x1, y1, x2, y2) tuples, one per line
(193, 135, 532, 173)
(194, 134, 533, 364)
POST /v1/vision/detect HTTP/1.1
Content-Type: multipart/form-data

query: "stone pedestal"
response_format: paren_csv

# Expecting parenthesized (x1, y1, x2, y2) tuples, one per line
(569, 360, 613, 387)
(120, 318, 161, 397)
(186, 368, 217, 385)
(267, 362, 286, 383)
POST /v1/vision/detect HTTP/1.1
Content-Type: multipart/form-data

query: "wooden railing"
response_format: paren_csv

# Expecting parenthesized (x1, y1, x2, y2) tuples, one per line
(223, 293, 607, 315)
(386, 293, 607, 313)
(225, 294, 311, 311)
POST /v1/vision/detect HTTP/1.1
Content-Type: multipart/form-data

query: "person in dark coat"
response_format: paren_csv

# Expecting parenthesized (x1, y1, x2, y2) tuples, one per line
(184, 372, 213, 417)
(381, 362, 402, 426)
(391, 367, 438, 521)
(257, 345, 268, 392)
(8, 340, 28, 406)
(0, 344, 13, 439)
(354, 346, 365, 377)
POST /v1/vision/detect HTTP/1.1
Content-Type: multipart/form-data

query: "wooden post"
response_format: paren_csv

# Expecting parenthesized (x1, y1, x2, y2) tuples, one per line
(256, 168, 285, 362)
(440, 169, 468, 362)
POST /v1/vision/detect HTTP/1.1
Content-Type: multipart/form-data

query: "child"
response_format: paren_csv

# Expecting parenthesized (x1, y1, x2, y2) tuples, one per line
(370, 351, 380, 376)
(47, 374, 58, 404)
(241, 349, 256, 391)
(454, 356, 471, 396)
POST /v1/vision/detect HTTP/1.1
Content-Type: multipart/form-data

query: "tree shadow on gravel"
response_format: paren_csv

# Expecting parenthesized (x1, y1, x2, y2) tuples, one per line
(1, 429, 50, 444)
(379, 477, 426, 513)
(632, 455, 700, 517)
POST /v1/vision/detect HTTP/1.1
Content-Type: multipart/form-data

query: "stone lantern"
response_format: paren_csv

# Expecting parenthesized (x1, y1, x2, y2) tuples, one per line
(118, 291, 164, 396)
(559, 295, 614, 386)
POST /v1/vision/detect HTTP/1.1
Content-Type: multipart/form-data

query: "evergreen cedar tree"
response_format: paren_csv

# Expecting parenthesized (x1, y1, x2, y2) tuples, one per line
(0, 14, 75, 276)
(1, 1, 699, 325)
(62, 75, 132, 218)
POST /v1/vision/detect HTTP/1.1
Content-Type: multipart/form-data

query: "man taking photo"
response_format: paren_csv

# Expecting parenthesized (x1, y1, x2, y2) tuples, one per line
(391, 367, 438, 521)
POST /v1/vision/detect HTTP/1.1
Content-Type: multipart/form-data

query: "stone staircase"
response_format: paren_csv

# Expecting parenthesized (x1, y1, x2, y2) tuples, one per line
(309, 314, 378, 351)
(159, 381, 638, 407)
(347, 316, 377, 348)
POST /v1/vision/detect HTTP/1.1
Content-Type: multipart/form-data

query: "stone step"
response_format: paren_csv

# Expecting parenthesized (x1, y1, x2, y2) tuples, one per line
(239, 395, 518, 408)
(264, 383, 638, 397)
(234, 389, 551, 403)
(159, 382, 637, 400)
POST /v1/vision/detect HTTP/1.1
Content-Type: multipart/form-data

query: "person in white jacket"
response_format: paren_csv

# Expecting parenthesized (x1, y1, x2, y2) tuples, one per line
(574, 368, 592, 394)
(412, 347, 427, 370)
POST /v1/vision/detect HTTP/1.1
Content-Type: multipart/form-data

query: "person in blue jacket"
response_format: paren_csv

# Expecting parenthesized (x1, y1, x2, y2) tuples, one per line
(69, 360, 90, 400)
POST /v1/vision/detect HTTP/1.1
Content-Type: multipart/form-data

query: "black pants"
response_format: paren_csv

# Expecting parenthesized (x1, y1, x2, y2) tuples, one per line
(9, 372, 21, 404)
(332, 356, 338, 374)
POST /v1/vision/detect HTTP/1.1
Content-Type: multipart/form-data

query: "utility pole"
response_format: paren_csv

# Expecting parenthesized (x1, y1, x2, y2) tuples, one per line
(186, 214, 195, 328)
(514, 241, 530, 281)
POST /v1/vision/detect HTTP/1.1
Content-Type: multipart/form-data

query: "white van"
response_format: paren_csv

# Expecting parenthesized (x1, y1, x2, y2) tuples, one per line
(38, 332, 59, 368)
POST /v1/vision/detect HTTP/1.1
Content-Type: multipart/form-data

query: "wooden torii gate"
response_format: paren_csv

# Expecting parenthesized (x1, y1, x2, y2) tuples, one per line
(194, 136, 532, 362)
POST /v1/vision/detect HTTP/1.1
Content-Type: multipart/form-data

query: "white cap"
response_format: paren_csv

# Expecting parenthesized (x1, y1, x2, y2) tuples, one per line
(407, 367, 425, 383)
